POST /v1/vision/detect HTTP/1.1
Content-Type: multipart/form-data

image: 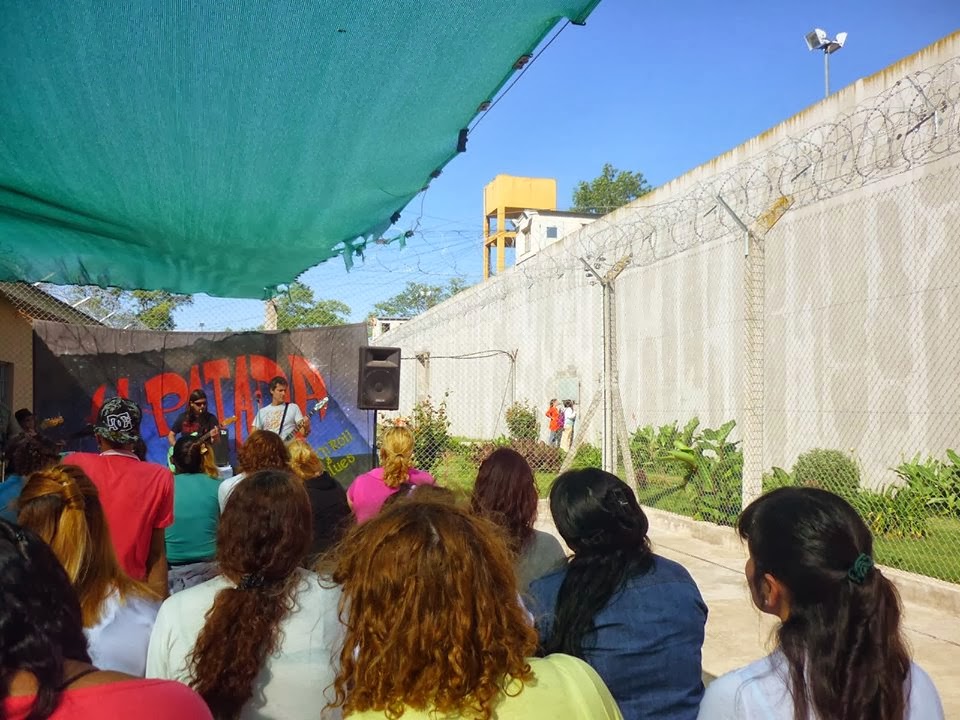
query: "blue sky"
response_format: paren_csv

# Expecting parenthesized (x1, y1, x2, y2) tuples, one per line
(177, 0, 958, 330)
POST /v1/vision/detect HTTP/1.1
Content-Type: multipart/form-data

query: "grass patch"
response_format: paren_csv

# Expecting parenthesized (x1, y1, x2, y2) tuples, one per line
(431, 450, 556, 498)
(874, 517, 960, 584)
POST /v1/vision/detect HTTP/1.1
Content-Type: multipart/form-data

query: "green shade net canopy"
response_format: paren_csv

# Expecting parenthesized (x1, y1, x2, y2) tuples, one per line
(0, 0, 599, 298)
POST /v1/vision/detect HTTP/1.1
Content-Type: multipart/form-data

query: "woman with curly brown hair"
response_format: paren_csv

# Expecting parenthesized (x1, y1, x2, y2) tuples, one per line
(470, 447, 566, 593)
(330, 499, 622, 719)
(146, 469, 344, 720)
(217, 429, 291, 511)
(18, 465, 162, 677)
(347, 425, 434, 523)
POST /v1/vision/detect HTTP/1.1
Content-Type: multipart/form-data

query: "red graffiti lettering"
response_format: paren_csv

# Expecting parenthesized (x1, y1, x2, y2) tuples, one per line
(203, 358, 231, 423)
(143, 372, 188, 437)
(233, 356, 255, 443)
(289, 355, 328, 419)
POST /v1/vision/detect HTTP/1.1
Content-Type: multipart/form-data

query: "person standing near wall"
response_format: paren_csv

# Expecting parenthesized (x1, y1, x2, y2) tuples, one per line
(545, 399, 561, 447)
(561, 400, 577, 452)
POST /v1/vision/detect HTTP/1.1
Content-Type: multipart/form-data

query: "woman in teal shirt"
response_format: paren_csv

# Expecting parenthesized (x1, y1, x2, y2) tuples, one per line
(167, 436, 221, 593)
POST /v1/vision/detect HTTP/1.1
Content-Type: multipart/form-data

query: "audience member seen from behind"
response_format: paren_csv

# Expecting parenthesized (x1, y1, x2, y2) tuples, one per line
(0, 519, 212, 720)
(287, 439, 352, 563)
(698, 487, 944, 720)
(18, 465, 161, 676)
(330, 499, 623, 719)
(63, 397, 174, 598)
(530, 468, 707, 720)
(346, 425, 434, 523)
(470, 447, 565, 593)
(147, 469, 345, 720)
(166, 436, 222, 593)
(0, 433, 59, 522)
(217, 429, 291, 511)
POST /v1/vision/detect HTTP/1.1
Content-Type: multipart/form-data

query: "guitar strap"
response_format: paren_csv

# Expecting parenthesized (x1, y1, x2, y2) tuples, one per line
(279, 403, 289, 436)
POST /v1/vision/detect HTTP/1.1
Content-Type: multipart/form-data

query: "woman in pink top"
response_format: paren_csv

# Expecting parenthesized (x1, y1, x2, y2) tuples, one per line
(347, 426, 434, 523)
(0, 519, 211, 720)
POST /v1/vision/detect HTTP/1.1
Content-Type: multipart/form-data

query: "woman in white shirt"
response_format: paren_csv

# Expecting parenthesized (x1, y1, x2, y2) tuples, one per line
(17, 464, 161, 676)
(147, 468, 344, 720)
(698, 487, 944, 720)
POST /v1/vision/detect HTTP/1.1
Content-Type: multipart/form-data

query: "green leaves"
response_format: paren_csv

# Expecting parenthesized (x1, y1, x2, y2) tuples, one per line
(571, 163, 652, 215)
(273, 281, 350, 329)
(371, 278, 467, 318)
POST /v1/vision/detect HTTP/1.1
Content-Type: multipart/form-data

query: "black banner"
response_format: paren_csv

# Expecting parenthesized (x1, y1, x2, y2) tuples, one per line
(32, 321, 375, 482)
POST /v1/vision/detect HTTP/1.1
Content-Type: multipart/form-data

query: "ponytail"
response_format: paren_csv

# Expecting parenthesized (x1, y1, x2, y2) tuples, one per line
(739, 488, 909, 720)
(379, 427, 415, 489)
(18, 464, 156, 627)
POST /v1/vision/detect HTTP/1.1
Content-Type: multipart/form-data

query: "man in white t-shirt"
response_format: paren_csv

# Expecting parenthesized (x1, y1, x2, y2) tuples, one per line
(252, 376, 310, 441)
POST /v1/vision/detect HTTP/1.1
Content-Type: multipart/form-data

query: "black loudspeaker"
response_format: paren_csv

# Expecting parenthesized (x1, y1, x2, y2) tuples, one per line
(358, 346, 401, 410)
(212, 430, 230, 467)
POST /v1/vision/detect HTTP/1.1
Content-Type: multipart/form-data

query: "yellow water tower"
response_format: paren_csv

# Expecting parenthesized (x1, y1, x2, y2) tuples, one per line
(483, 175, 557, 279)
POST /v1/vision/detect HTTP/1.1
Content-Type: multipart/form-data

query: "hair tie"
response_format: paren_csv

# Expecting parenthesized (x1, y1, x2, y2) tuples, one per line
(238, 572, 266, 590)
(847, 553, 874, 584)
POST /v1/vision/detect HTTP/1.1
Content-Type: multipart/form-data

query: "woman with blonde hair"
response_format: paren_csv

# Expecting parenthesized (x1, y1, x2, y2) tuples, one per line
(346, 425, 434, 523)
(287, 439, 352, 561)
(330, 499, 622, 719)
(217, 429, 291, 511)
(17, 464, 162, 676)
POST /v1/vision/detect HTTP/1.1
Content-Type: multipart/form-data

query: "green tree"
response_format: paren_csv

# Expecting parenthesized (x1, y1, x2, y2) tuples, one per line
(63, 286, 192, 329)
(273, 281, 350, 329)
(571, 163, 652, 215)
(372, 278, 467, 318)
(130, 290, 193, 330)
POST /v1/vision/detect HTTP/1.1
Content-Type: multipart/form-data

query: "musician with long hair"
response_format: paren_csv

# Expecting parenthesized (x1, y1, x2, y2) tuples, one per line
(147, 469, 344, 720)
(329, 499, 622, 719)
(167, 390, 219, 446)
(698, 487, 944, 720)
(530, 468, 707, 720)
(17, 465, 162, 676)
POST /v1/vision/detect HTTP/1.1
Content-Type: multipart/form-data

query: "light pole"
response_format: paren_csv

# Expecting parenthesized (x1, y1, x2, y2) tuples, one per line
(805, 28, 847, 98)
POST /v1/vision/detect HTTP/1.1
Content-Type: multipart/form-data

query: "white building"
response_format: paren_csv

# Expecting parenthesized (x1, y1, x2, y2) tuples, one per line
(514, 209, 597, 264)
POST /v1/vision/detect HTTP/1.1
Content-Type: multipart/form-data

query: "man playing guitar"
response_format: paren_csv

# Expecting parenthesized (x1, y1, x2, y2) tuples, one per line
(252, 376, 311, 440)
(167, 390, 220, 446)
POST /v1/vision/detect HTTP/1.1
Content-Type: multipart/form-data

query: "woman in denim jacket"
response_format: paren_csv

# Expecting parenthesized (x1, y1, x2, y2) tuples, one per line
(530, 468, 707, 720)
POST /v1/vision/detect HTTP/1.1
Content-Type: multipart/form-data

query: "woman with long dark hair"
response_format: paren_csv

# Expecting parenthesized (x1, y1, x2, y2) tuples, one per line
(166, 436, 222, 593)
(698, 487, 944, 720)
(470, 447, 565, 592)
(0, 519, 211, 719)
(18, 465, 161, 676)
(146, 469, 344, 720)
(329, 499, 622, 719)
(530, 468, 707, 720)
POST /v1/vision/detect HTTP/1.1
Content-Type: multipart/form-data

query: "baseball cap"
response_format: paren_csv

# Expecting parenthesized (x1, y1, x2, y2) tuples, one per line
(93, 397, 142, 444)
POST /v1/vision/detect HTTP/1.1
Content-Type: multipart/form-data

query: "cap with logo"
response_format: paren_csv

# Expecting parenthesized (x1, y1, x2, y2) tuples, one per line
(93, 397, 142, 444)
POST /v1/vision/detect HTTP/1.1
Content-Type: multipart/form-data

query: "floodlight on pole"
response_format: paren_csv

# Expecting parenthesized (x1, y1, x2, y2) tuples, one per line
(805, 28, 847, 98)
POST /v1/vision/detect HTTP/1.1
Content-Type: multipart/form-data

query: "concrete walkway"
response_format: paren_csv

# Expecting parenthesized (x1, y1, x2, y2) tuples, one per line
(534, 502, 960, 716)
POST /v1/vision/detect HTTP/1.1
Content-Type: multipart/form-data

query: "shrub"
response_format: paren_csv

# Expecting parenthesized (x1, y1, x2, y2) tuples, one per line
(505, 401, 539, 441)
(571, 442, 602, 469)
(669, 420, 743, 527)
(792, 449, 861, 499)
(762, 466, 795, 492)
(410, 394, 451, 472)
(467, 437, 561, 473)
(895, 451, 960, 519)
(851, 486, 928, 539)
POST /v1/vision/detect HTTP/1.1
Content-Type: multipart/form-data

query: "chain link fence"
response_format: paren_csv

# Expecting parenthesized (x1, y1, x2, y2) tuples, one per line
(1, 52, 959, 584)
